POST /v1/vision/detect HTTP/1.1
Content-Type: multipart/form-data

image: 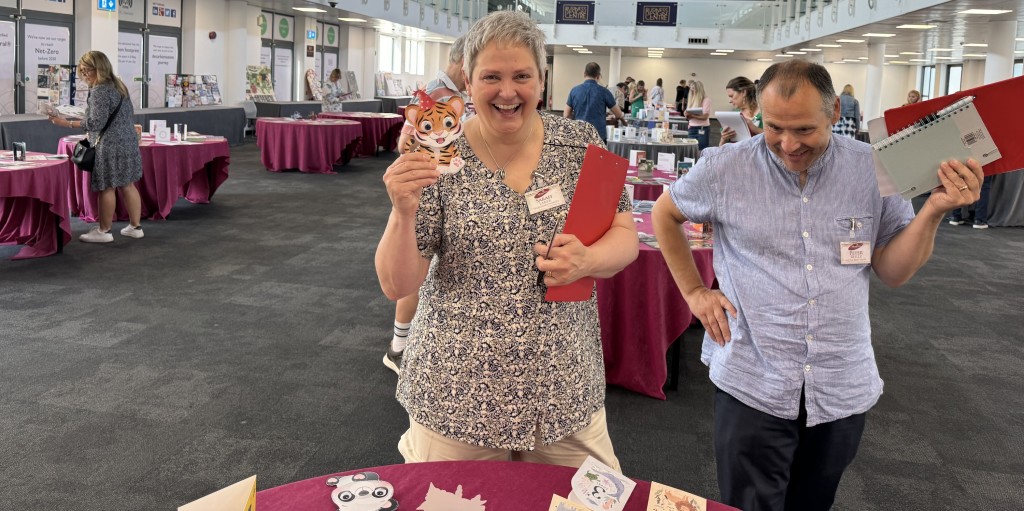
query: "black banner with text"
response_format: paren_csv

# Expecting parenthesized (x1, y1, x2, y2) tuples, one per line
(636, 2, 677, 26)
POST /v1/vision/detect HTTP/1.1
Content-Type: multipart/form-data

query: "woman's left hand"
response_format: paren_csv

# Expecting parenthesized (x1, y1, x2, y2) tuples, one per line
(534, 234, 591, 286)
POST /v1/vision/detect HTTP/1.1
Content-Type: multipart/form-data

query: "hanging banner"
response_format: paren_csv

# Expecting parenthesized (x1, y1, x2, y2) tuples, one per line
(148, 34, 178, 108)
(119, 0, 146, 24)
(22, 0, 74, 15)
(556, 1, 594, 25)
(273, 47, 292, 101)
(149, 0, 181, 28)
(0, 21, 14, 115)
(274, 15, 293, 42)
(24, 24, 71, 116)
(636, 2, 677, 26)
(118, 31, 144, 109)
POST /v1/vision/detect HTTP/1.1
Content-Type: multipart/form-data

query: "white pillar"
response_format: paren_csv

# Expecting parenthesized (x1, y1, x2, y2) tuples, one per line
(74, 2, 118, 70)
(983, 20, 1018, 84)
(608, 47, 622, 86)
(294, 15, 317, 100)
(862, 42, 884, 122)
(225, 0, 257, 106)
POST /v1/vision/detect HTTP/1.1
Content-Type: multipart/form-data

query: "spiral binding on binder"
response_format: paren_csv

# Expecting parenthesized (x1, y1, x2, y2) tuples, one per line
(872, 96, 976, 151)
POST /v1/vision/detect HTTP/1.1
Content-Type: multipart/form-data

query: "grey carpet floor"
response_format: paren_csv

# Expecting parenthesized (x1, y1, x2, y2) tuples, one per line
(1, 142, 1022, 510)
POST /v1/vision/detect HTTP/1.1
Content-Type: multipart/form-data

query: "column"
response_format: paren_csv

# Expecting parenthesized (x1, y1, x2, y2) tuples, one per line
(225, 0, 258, 106)
(74, 2, 118, 69)
(983, 20, 1018, 84)
(862, 42, 884, 122)
(608, 47, 622, 85)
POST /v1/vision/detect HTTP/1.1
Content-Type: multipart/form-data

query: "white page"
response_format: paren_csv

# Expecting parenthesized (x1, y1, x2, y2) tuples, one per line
(716, 111, 751, 142)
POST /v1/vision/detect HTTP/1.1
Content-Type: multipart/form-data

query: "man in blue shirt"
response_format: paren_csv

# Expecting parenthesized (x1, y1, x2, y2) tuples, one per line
(652, 60, 985, 511)
(564, 62, 624, 143)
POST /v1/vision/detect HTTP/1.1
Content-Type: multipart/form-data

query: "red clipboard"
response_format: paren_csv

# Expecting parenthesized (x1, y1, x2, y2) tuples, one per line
(882, 74, 1024, 177)
(545, 144, 629, 302)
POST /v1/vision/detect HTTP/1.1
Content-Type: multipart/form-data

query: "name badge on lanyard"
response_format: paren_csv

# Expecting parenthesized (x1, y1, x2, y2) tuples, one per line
(525, 184, 566, 215)
(840, 217, 871, 265)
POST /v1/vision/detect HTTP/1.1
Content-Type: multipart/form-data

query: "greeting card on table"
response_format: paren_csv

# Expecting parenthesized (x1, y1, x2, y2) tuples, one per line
(178, 475, 255, 511)
(149, 120, 166, 134)
(549, 494, 592, 511)
(656, 152, 675, 172)
(568, 456, 637, 511)
(416, 483, 486, 511)
(154, 127, 172, 142)
(326, 472, 400, 511)
(646, 482, 707, 511)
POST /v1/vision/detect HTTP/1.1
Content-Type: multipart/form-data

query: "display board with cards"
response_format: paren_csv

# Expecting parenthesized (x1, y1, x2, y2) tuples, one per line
(245, 65, 276, 102)
(165, 74, 222, 108)
(35, 65, 79, 115)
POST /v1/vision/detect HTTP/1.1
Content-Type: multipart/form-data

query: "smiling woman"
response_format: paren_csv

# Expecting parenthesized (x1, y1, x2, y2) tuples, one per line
(375, 10, 639, 468)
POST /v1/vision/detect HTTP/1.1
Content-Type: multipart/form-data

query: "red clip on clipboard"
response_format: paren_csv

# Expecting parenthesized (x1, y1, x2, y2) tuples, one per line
(545, 144, 629, 302)
(882, 74, 1024, 177)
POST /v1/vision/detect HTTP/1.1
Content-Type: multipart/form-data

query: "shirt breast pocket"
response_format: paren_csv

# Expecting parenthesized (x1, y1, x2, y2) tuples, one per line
(834, 215, 875, 264)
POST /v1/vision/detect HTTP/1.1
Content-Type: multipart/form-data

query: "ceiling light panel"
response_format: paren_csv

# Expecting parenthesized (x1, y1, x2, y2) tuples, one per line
(897, 24, 936, 29)
(293, 7, 326, 12)
(958, 9, 1011, 15)
(862, 33, 895, 37)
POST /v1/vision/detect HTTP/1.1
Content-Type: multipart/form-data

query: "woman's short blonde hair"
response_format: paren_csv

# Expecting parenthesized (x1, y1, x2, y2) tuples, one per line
(79, 50, 129, 97)
(462, 10, 546, 81)
(329, 68, 341, 81)
(842, 84, 855, 96)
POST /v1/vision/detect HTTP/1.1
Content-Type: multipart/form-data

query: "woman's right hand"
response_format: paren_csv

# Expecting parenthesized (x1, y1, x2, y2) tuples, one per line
(720, 126, 736, 145)
(383, 152, 439, 217)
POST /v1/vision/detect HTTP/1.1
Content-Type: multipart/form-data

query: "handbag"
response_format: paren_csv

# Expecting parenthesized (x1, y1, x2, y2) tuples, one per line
(70, 95, 124, 172)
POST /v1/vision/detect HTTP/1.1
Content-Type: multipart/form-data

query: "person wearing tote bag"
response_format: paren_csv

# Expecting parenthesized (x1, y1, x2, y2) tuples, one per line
(49, 51, 144, 243)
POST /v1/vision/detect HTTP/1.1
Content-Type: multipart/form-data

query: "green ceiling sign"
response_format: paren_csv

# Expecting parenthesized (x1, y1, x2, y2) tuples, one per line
(279, 18, 289, 38)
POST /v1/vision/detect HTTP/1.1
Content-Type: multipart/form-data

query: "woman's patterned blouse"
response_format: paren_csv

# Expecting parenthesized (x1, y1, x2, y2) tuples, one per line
(396, 114, 632, 450)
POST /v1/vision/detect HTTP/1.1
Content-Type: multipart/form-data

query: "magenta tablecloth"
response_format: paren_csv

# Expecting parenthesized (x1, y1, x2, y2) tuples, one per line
(256, 461, 738, 511)
(598, 212, 715, 399)
(0, 154, 72, 260)
(627, 165, 676, 201)
(60, 136, 230, 222)
(318, 112, 404, 156)
(256, 118, 362, 173)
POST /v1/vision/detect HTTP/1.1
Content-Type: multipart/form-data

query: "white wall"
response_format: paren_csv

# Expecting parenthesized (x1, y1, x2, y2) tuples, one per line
(551, 54, 914, 118)
(181, 0, 228, 77)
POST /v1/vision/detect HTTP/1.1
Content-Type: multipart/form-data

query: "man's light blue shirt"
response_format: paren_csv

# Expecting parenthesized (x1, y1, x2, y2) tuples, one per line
(668, 134, 915, 426)
(566, 79, 616, 142)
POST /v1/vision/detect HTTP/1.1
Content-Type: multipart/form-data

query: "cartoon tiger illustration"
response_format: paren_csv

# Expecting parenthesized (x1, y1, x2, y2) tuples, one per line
(404, 89, 466, 174)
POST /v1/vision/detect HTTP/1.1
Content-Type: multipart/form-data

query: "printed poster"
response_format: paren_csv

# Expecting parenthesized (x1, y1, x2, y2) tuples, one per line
(119, 0, 146, 24)
(24, 23, 71, 116)
(149, 0, 182, 28)
(323, 53, 338, 84)
(118, 31, 144, 109)
(0, 21, 14, 115)
(273, 47, 292, 101)
(22, 0, 73, 15)
(148, 34, 179, 108)
(245, 65, 275, 101)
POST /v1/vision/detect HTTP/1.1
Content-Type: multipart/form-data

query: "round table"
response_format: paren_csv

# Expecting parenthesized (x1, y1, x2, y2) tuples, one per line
(255, 118, 362, 173)
(60, 135, 231, 222)
(626, 165, 677, 201)
(317, 112, 404, 156)
(255, 460, 738, 511)
(0, 152, 72, 259)
(598, 210, 714, 399)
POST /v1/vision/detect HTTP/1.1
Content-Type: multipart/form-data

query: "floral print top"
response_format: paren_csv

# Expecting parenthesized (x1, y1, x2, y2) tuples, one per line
(396, 114, 632, 450)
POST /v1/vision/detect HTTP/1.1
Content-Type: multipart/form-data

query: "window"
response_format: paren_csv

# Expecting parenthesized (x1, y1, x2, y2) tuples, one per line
(378, 34, 402, 73)
(1014, 59, 1023, 78)
(405, 39, 425, 75)
(919, 66, 936, 100)
(946, 65, 962, 95)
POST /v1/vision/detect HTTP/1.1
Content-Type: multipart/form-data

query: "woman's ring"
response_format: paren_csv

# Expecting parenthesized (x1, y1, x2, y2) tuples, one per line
(958, 185, 968, 191)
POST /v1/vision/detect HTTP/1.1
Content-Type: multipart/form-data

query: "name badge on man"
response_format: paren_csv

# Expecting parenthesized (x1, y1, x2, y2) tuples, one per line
(525, 184, 566, 215)
(840, 241, 871, 265)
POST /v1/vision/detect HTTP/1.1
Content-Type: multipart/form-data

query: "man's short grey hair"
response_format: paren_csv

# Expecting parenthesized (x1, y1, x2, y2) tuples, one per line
(756, 60, 837, 118)
(462, 10, 547, 81)
(449, 35, 466, 64)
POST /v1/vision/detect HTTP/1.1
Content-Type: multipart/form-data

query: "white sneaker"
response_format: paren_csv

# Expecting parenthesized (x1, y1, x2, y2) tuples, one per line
(120, 225, 145, 239)
(79, 227, 113, 243)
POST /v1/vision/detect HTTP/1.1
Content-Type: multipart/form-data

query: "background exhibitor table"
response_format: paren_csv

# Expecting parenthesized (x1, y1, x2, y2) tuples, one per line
(318, 112, 404, 156)
(609, 139, 701, 165)
(255, 118, 362, 174)
(60, 136, 230, 222)
(254, 101, 322, 118)
(0, 153, 72, 260)
(375, 95, 412, 113)
(598, 210, 714, 399)
(256, 461, 738, 511)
